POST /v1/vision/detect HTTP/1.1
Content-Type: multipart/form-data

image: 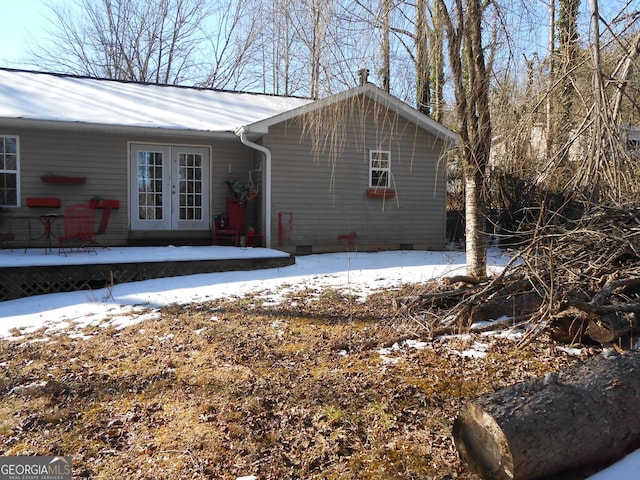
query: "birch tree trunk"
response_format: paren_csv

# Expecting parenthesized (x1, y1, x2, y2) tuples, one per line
(437, 0, 492, 279)
(465, 169, 488, 279)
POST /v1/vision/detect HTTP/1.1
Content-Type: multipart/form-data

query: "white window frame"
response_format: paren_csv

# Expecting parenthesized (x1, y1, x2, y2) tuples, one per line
(369, 150, 391, 189)
(0, 135, 20, 207)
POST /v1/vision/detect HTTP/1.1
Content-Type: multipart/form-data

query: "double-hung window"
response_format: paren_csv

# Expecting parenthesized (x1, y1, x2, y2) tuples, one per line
(0, 135, 18, 207)
(369, 150, 391, 189)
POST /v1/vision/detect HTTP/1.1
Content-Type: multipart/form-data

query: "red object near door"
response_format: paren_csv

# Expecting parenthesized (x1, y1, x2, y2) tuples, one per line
(213, 198, 247, 246)
(278, 212, 293, 247)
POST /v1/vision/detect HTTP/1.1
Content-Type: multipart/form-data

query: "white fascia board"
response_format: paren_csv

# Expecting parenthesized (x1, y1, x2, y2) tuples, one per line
(0, 117, 238, 140)
(242, 84, 458, 144)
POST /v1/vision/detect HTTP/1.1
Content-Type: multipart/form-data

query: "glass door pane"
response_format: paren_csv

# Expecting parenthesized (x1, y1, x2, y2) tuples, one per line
(137, 151, 164, 221)
(178, 152, 203, 221)
(172, 147, 209, 230)
(130, 144, 171, 230)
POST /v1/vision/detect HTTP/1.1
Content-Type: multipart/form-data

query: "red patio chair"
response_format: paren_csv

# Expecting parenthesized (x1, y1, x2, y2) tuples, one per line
(88, 206, 112, 249)
(58, 203, 96, 255)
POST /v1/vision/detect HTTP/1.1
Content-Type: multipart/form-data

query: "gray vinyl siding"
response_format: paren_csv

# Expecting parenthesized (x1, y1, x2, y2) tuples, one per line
(4, 127, 129, 246)
(2, 94, 449, 252)
(209, 139, 255, 222)
(264, 99, 448, 253)
(2, 125, 253, 247)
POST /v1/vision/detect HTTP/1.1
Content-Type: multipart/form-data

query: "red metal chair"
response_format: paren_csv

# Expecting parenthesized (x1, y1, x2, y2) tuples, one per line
(88, 206, 112, 249)
(213, 199, 246, 246)
(58, 204, 96, 255)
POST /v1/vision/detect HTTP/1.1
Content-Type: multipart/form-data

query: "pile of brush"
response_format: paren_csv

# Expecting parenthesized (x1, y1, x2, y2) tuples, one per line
(403, 201, 640, 347)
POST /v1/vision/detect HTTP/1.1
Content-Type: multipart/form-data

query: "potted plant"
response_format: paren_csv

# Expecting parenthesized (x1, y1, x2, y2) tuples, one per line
(225, 180, 259, 203)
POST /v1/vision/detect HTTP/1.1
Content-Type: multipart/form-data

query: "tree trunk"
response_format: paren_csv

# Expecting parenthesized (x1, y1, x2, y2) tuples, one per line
(554, 0, 580, 170)
(437, 0, 491, 280)
(465, 169, 488, 279)
(310, 0, 324, 99)
(381, 0, 391, 93)
(453, 352, 640, 479)
(545, 0, 555, 160)
(611, 30, 640, 124)
(429, 0, 444, 122)
(415, 0, 430, 114)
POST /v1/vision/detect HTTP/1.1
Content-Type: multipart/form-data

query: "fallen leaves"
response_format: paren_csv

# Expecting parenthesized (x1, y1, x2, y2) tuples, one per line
(0, 285, 587, 479)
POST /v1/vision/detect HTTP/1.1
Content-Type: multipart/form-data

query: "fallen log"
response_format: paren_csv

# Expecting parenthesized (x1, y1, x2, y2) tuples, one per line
(587, 311, 637, 344)
(549, 307, 595, 343)
(453, 352, 640, 480)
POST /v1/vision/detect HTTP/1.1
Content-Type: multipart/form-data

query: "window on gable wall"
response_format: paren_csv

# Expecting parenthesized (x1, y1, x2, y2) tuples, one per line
(369, 150, 390, 189)
(0, 136, 19, 207)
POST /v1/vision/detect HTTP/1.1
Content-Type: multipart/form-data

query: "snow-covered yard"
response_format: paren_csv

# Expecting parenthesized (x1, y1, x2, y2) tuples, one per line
(0, 247, 500, 339)
(0, 246, 638, 478)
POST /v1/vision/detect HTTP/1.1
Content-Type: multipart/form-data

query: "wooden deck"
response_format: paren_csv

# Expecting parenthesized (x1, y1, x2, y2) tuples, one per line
(0, 246, 294, 301)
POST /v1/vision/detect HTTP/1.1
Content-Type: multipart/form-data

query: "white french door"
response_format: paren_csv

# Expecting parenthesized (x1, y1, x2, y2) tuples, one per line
(130, 143, 210, 230)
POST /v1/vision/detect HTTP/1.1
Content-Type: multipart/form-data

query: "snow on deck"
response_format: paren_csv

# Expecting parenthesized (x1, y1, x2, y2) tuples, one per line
(0, 245, 290, 268)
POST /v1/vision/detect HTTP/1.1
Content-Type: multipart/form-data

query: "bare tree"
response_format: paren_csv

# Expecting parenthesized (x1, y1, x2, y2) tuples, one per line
(200, 0, 261, 90)
(552, 0, 581, 167)
(415, 0, 430, 114)
(35, 0, 212, 84)
(248, 0, 345, 97)
(248, 0, 298, 95)
(437, 0, 493, 279)
(268, 0, 295, 95)
(573, 0, 640, 200)
(429, 0, 445, 121)
(380, 0, 392, 92)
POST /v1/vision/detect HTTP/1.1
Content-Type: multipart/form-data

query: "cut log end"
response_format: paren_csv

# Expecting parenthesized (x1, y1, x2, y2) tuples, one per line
(453, 353, 640, 479)
(586, 312, 637, 344)
(453, 403, 514, 480)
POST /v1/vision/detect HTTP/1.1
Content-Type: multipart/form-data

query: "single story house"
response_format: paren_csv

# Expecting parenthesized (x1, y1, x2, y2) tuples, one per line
(0, 68, 457, 254)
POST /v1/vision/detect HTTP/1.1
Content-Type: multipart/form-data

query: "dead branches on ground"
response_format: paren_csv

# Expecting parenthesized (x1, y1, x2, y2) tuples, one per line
(405, 201, 640, 347)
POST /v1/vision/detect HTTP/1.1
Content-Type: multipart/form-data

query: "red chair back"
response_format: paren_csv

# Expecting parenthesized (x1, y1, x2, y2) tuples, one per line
(64, 204, 95, 242)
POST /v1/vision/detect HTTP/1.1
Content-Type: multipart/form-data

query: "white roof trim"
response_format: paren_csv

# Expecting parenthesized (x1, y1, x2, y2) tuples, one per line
(0, 69, 456, 143)
(0, 117, 239, 139)
(241, 83, 458, 143)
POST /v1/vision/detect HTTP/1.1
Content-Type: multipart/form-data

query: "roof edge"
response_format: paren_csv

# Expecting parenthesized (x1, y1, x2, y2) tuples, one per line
(241, 83, 459, 144)
(0, 67, 312, 101)
(0, 117, 239, 139)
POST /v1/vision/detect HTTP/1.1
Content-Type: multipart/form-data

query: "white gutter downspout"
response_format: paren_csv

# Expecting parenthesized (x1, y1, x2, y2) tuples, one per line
(236, 127, 272, 248)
